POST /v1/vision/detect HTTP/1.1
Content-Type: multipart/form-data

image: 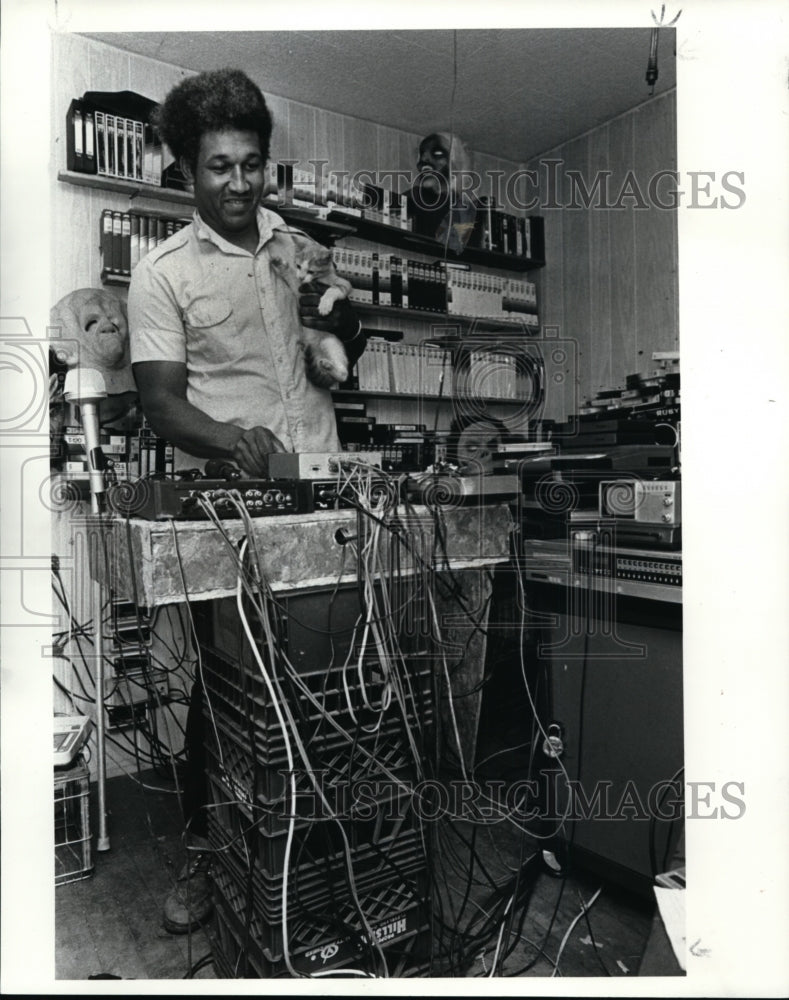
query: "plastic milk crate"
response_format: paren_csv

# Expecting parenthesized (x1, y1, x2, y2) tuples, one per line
(54, 754, 93, 886)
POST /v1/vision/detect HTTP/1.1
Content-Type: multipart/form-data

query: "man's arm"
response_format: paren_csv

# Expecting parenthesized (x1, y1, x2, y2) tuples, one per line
(132, 360, 285, 476)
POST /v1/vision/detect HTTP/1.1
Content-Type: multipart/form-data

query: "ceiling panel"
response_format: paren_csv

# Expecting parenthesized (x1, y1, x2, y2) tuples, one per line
(80, 28, 675, 163)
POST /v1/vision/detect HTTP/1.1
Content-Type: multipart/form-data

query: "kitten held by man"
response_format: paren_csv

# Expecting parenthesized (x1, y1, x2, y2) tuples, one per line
(291, 247, 353, 388)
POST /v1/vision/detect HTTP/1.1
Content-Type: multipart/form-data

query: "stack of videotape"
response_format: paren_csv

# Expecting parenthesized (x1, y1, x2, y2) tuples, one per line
(100, 209, 190, 281)
(202, 590, 433, 978)
(66, 96, 164, 184)
(558, 353, 680, 450)
(468, 197, 540, 260)
(575, 353, 680, 423)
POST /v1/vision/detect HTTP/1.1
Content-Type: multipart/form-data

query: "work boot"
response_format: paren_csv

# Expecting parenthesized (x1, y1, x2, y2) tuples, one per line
(162, 846, 214, 934)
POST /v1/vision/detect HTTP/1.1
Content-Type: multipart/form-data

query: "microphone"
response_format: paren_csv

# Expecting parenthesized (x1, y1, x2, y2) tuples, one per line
(64, 367, 108, 506)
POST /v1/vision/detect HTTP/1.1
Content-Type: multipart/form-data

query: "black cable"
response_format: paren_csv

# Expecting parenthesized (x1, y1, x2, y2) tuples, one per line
(183, 951, 215, 978)
(53, 673, 93, 707)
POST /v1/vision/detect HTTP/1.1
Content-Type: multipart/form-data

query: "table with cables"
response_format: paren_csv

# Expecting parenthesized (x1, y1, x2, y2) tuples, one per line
(99, 499, 514, 978)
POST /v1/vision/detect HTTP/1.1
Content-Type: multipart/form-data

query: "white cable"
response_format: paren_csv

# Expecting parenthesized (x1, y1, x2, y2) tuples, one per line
(424, 577, 469, 784)
(236, 540, 302, 979)
(487, 891, 515, 977)
(551, 887, 603, 977)
(235, 542, 389, 979)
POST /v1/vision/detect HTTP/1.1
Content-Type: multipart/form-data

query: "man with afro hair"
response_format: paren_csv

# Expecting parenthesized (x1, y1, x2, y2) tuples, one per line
(129, 68, 365, 477)
(127, 68, 366, 934)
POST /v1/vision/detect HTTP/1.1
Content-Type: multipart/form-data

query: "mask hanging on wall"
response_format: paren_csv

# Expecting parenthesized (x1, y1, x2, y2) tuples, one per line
(407, 131, 478, 253)
(50, 287, 138, 428)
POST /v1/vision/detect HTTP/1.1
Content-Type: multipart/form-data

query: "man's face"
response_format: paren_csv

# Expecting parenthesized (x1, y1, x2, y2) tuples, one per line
(186, 129, 265, 245)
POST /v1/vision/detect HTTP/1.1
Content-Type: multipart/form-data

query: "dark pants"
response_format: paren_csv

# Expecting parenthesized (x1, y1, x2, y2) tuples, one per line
(182, 676, 208, 839)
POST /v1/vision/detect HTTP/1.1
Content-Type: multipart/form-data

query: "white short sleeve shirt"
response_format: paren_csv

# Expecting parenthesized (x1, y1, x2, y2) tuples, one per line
(128, 206, 340, 469)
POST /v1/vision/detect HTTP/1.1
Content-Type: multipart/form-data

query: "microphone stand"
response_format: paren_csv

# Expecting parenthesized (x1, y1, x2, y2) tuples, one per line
(90, 503, 111, 852)
(65, 370, 111, 851)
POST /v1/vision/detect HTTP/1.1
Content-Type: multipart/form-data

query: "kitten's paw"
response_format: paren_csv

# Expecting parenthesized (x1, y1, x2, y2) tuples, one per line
(318, 288, 341, 316)
(305, 349, 346, 388)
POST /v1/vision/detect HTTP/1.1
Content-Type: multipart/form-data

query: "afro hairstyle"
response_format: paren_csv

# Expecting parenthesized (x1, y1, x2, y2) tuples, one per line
(153, 68, 273, 169)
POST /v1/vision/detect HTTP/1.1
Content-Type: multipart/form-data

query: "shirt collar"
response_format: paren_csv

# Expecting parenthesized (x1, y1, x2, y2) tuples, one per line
(192, 204, 279, 255)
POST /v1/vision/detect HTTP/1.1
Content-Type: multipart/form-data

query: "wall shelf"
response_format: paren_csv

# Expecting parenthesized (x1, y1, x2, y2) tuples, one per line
(352, 301, 539, 334)
(58, 169, 194, 205)
(332, 388, 525, 406)
(327, 209, 546, 272)
(59, 172, 356, 245)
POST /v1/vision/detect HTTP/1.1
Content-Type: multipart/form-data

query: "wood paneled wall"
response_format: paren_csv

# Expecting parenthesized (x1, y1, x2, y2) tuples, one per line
(527, 90, 679, 420)
(50, 33, 535, 434)
(51, 34, 525, 299)
(50, 34, 678, 773)
(52, 34, 679, 421)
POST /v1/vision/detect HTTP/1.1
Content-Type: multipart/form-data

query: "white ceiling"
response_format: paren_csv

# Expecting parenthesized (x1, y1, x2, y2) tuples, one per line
(81, 28, 676, 163)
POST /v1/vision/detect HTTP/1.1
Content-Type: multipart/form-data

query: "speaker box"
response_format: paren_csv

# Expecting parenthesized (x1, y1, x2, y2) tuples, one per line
(528, 582, 684, 895)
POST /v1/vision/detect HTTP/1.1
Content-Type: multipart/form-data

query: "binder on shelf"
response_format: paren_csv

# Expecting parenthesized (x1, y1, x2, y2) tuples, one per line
(100, 210, 114, 275)
(133, 120, 144, 182)
(130, 214, 140, 270)
(95, 111, 107, 175)
(145, 214, 157, 256)
(117, 118, 127, 179)
(107, 114, 118, 176)
(125, 118, 136, 181)
(143, 124, 163, 186)
(388, 342, 407, 393)
(83, 108, 96, 175)
(120, 213, 131, 275)
(66, 99, 98, 175)
(111, 211, 123, 275)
